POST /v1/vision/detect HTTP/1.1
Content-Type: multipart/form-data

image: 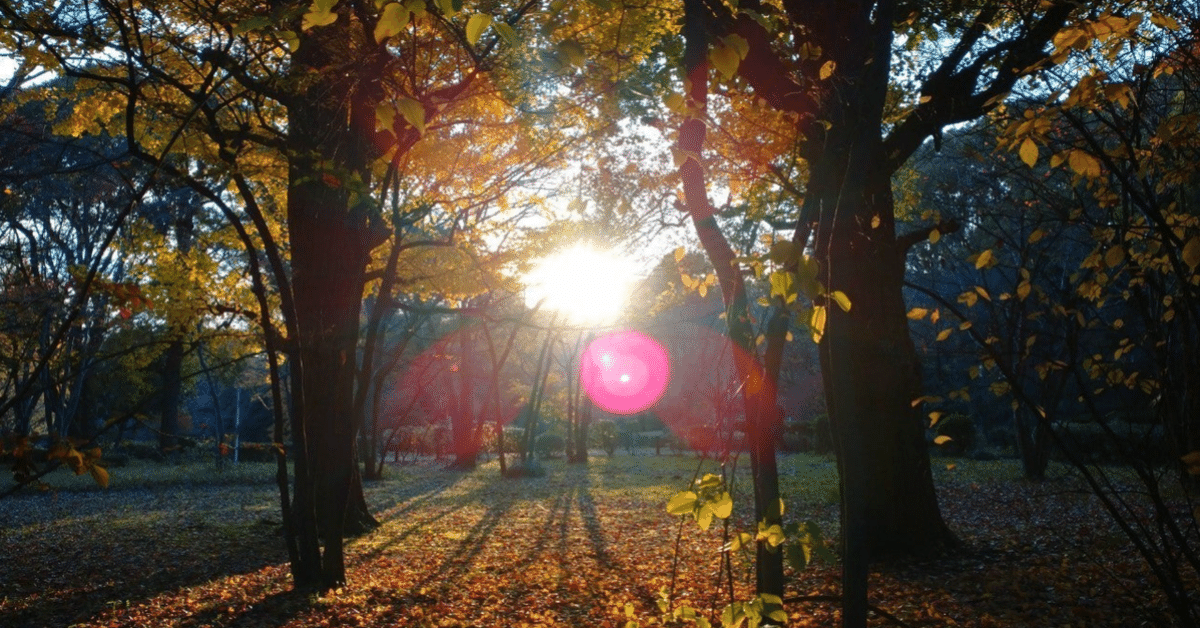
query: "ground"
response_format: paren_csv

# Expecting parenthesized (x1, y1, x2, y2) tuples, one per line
(0, 452, 1178, 627)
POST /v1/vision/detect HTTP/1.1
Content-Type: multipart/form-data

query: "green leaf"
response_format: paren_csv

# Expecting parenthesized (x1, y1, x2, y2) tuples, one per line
(280, 30, 299, 52)
(233, 16, 272, 34)
(495, 21, 519, 47)
(436, 0, 457, 16)
(710, 42, 740, 79)
(465, 13, 491, 45)
(403, 0, 426, 16)
(375, 102, 395, 131)
(712, 492, 733, 519)
(1019, 137, 1038, 167)
(395, 97, 425, 135)
(556, 39, 585, 67)
(830, 290, 851, 312)
(302, 0, 338, 30)
(374, 2, 410, 43)
(666, 490, 698, 515)
(768, 241, 800, 265)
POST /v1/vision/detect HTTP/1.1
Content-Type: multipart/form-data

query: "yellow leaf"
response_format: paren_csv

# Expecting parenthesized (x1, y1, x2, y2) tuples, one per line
(667, 491, 698, 515)
(929, 228, 940, 244)
(1017, 281, 1032, 300)
(928, 411, 943, 426)
(89, 465, 110, 489)
(712, 492, 733, 519)
(673, 246, 686, 263)
(710, 43, 740, 79)
(395, 97, 425, 135)
(374, 2, 410, 43)
(1182, 236, 1200, 270)
(946, 463, 956, 471)
(302, 0, 338, 30)
(819, 60, 836, 80)
(974, 286, 990, 301)
(933, 435, 952, 445)
(465, 13, 491, 45)
(810, 305, 827, 343)
(1104, 245, 1125, 268)
(1019, 137, 1038, 167)
(663, 92, 685, 113)
(1068, 149, 1102, 177)
(494, 21, 518, 47)
(830, 290, 851, 312)
(907, 307, 929, 320)
(936, 328, 953, 341)
(374, 102, 395, 132)
(975, 249, 993, 269)
(1182, 451, 1200, 475)
(1028, 229, 1046, 243)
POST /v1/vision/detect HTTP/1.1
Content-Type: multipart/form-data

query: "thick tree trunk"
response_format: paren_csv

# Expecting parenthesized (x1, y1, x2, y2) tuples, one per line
(285, 23, 376, 590)
(809, 130, 955, 559)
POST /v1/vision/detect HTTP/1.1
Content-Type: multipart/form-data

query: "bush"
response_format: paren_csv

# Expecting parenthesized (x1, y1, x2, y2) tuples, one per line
(535, 433, 565, 459)
(592, 420, 617, 457)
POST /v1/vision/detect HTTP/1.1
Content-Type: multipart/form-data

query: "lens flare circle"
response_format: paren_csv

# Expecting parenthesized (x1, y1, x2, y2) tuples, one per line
(580, 331, 669, 415)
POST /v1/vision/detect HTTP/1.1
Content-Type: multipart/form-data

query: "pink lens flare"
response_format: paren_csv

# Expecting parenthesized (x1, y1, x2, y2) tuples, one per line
(579, 331, 670, 415)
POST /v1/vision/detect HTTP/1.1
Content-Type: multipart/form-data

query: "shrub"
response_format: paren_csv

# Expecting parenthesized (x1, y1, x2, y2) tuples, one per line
(535, 433, 565, 459)
(592, 420, 617, 457)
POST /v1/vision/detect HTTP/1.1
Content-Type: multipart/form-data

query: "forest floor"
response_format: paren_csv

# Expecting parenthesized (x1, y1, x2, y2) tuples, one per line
(0, 452, 1183, 627)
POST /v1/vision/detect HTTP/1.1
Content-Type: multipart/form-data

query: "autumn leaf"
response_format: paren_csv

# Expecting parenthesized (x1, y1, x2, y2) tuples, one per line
(819, 60, 836, 80)
(302, 0, 338, 30)
(975, 248, 994, 269)
(666, 491, 698, 515)
(1019, 137, 1038, 167)
(465, 13, 492, 45)
(1068, 149, 1102, 177)
(933, 434, 952, 445)
(374, 3, 410, 43)
(1182, 451, 1200, 476)
(1181, 236, 1200, 270)
(830, 290, 852, 312)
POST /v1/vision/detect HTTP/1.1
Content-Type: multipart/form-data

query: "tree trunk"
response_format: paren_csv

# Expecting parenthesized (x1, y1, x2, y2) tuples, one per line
(158, 337, 184, 454)
(285, 23, 377, 590)
(809, 128, 955, 560)
(450, 326, 478, 470)
(678, 0, 784, 597)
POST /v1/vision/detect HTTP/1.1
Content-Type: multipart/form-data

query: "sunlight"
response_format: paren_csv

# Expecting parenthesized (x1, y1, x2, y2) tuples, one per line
(522, 243, 638, 326)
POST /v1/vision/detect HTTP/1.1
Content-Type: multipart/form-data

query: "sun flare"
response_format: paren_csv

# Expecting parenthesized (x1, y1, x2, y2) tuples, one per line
(523, 244, 638, 326)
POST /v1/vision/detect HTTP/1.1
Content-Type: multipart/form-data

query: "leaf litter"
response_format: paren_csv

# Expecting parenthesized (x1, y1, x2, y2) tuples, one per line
(0, 456, 1181, 627)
